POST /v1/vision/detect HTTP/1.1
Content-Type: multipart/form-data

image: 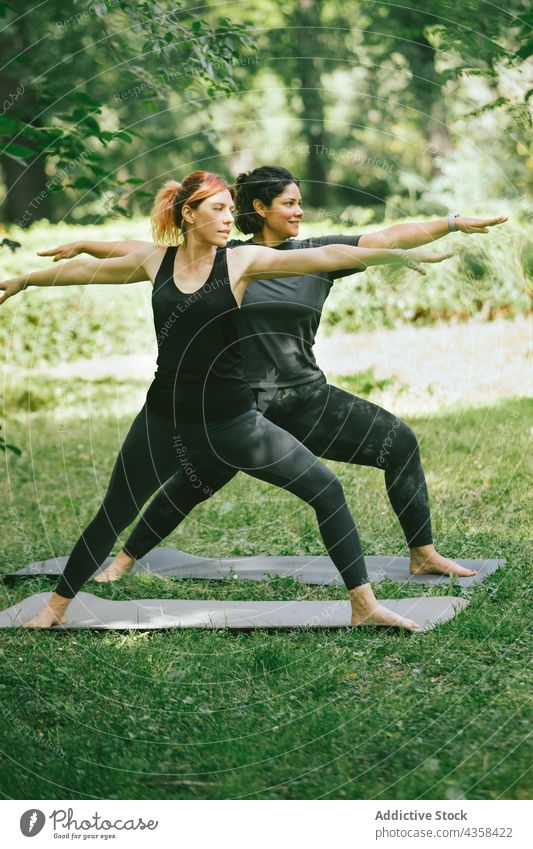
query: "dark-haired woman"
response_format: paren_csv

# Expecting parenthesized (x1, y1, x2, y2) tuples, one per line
(0, 171, 455, 630)
(42, 167, 506, 587)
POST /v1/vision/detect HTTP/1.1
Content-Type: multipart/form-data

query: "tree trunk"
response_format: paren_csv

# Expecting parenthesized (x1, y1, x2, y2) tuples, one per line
(0, 42, 52, 226)
(400, 27, 453, 175)
(293, 0, 328, 207)
(0, 150, 52, 226)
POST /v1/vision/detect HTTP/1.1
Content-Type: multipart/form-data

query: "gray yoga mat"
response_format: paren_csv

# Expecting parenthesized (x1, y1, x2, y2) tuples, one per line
(0, 591, 469, 632)
(1, 547, 177, 579)
(3, 546, 505, 587)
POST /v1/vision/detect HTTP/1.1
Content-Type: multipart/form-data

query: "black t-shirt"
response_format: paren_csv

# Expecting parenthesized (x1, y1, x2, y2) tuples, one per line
(228, 235, 361, 389)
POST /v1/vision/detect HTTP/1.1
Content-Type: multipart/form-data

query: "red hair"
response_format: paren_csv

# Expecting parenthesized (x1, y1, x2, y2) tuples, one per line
(151, 171, 235, 245)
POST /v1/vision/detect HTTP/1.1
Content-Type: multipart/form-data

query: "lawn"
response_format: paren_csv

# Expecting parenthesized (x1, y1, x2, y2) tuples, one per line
(0, 385, 531, 800)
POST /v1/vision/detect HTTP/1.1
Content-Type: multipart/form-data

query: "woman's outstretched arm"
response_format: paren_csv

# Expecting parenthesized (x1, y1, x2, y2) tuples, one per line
(37, 240, 152, 261)
(358, 215, 508, 249)
(227, 242, 454, 301)
(38, 215, 508, 261)
(0, 245, 158, 306)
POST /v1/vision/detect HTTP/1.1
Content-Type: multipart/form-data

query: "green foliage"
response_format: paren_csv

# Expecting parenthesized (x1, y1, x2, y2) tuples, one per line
(235, 0, 532, 209)
(0, 219, 154, 367)
(2, 281, 151, 367)
(356, 0, 533, 155)
(521, 239, 533, 277)
(0, 424, 20, 455)
(459, 249, 489, 281)
(324, 218, 532, 331)
(0, 0, 255, 221)
(2, 0, 530, 227)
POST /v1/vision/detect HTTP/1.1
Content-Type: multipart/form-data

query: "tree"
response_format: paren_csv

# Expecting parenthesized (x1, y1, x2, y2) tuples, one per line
(0, 0, 254, 225)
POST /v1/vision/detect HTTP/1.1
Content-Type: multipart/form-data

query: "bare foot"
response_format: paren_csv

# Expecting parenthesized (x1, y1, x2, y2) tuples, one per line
(409, 544, 477, 578)
(23, 593, 71, 628)
(94, 550, 135, 583)
(349, 584, 420, 631)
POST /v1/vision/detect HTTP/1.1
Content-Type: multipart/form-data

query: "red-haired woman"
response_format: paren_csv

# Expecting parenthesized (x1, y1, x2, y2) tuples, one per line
(1, 171, 453, 630)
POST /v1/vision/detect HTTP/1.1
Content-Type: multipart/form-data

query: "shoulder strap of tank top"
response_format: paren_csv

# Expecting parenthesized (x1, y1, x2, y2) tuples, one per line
(213, 246, 230, 282)
(153, 246, 178, 294)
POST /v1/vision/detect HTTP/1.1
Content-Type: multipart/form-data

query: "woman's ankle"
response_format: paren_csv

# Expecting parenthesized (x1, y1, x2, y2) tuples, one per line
(410, 543, 435, 558)
(348, 582, 377, 608)
(119, 550, 135, 564)
(49, 592, 72, 612)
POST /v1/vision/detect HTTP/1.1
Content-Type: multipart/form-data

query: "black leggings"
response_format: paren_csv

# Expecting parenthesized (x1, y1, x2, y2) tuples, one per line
(56, 403, 368, 598)
(121, 377, 433, 565)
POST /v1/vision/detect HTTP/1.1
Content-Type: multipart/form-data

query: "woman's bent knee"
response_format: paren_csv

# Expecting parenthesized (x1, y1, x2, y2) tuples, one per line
(310, 468, 346, 510)
(396, 422, 420, 457)
(379, 420, 420, 468)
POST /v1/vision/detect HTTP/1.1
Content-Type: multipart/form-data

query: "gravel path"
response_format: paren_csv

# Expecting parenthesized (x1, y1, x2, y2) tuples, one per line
(316, 315, 532, 414)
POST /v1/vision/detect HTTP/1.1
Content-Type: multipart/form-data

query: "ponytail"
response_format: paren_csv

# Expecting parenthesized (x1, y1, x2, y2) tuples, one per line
(151, 172, 235, 245)
(151, 180, 182, 245)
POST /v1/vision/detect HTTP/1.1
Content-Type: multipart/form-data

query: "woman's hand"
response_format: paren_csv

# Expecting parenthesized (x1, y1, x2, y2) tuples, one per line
(37, 242, 82, 262)
(37, 239, 151, 260)
(0, 276, 25, 305)
(456, 216, 508, 234)
(401, 248, 455, 275)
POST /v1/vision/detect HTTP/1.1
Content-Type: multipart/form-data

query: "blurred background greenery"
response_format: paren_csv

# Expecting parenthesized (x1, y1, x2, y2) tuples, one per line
(0, 0, 531, 365)
(1, 0, 531, 225)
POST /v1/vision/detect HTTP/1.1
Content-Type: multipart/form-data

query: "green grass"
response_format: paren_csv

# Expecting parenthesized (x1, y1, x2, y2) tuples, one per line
(0, 390, 531, 800)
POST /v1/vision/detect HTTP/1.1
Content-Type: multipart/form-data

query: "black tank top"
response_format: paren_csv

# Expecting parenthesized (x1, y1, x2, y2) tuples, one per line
(146, 246, 254, 423)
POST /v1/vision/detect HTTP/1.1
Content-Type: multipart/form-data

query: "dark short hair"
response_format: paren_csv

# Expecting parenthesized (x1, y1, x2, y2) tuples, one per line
(234, 166, 300, 234)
